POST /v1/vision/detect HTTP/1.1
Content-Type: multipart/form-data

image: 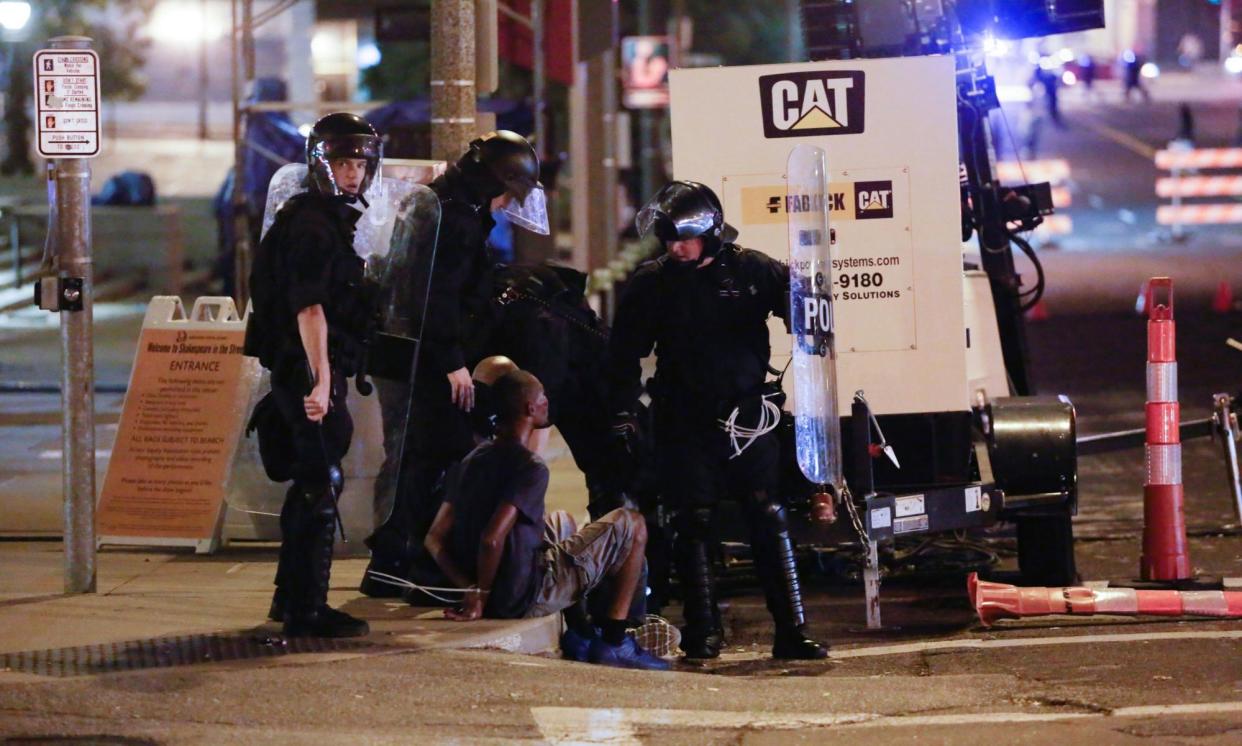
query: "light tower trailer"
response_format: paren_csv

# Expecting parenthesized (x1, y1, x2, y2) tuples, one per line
(667, 50, 1078, 604)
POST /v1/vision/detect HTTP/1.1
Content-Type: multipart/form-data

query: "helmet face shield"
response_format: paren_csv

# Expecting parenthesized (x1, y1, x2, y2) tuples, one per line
(306, 114, 382, 200)
(309, 134, 381, 198)
(464, 130, 542, 204)
(502, 185, 550, 235)
(635, 181, 723, 241)
(503, 174, 542, 206)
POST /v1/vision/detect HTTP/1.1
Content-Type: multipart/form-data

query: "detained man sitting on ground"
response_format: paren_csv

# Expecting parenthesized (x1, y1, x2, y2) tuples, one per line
(469, 355, 549, 455)
(423, 369, 669, 670)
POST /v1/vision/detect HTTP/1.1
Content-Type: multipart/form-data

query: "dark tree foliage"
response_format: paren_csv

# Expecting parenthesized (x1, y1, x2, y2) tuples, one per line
(359, 39, 536, 104)
(618, 1, 794, 66)
(360, 40, 431, 101)
(680, 0, 792, 66)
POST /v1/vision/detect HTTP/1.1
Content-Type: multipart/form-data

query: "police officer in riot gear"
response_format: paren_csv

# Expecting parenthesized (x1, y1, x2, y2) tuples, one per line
(363, 130, 549, 595)
(608, 181, 827, 660)
(245, 112, 381, 637)
(423, 130, 544, 411)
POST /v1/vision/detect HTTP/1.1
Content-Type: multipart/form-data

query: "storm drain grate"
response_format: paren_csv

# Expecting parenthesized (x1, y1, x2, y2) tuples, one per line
(0, 633, 388, 678)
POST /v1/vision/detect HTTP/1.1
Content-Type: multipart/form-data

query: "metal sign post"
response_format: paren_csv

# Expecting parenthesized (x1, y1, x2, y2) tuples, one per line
(33, 36, 100, 594)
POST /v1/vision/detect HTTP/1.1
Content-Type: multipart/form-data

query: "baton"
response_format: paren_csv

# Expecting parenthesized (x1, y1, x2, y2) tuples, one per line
(305, 361, 348, 542)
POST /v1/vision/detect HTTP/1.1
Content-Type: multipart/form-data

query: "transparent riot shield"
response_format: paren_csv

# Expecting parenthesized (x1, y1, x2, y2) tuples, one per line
(259, 162, 418, 263)
(228, 168, 431, 537)
(260, 163, 307, 239)
(365, 185, 442, 534)
(787, 143, 844, 493)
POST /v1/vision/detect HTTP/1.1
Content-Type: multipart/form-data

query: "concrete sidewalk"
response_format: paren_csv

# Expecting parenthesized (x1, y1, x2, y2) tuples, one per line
(0, 300, 596, 678)
(0, 540, 561, 679)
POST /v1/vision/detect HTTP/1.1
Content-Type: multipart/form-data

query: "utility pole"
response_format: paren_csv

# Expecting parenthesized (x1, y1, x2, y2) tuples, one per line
(1222, 0, 1235, 64)
(229, 0, 254, 308)
(431, 0, 476, 162)
(48, 36, 97, 594)
(570, 0, 618, 275)
(637, 0, 657, 204)
(532, 0, 546, 159)
(198, 0, 209, 140)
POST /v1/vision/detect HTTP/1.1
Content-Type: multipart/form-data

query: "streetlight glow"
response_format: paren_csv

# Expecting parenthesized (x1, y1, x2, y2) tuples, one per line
(0, 1, 31, 32)
(148, 1, 223, 44)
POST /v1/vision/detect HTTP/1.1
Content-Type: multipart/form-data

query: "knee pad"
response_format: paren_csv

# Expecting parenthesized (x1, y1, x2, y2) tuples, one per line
(300, 476, 342, 522)
(747, 493, 790, 534)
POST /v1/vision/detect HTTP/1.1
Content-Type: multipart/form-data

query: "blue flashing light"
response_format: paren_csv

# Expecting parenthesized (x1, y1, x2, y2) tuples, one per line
(358, 43, 382, 69)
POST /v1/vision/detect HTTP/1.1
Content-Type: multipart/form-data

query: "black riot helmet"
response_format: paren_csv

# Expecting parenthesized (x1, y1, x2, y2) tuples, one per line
(305, 112, 382, 202)
(457, 130, 542, 204)
(636, 181, 736, 263)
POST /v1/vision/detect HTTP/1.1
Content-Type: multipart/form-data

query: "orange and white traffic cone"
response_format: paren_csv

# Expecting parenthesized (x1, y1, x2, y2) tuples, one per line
(1141, 277, 1192, 581)
(968, 573, 1242, 627)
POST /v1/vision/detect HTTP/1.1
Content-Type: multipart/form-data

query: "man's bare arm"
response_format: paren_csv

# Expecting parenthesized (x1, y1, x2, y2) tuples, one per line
(424, 502, 472, 589)
(296, 304, 331, 421)
(474, 503, 520, 598)
(444, 502, 520, 622)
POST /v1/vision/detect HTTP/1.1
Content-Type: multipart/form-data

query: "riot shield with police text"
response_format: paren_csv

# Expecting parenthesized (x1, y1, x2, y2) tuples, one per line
(787, 144, 845, 494)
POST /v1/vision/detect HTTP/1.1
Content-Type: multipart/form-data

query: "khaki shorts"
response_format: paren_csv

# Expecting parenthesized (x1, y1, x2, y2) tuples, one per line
(524, 509, 638, 618)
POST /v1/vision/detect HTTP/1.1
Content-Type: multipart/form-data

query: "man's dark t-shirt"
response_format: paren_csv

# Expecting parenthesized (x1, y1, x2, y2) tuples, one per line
(447, 439, 550, 618)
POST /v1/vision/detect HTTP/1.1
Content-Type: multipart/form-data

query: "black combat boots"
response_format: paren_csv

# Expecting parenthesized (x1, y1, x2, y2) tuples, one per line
(283, 486, 369, 638)
(749, 500, 828, 660)
(676, 529, 725, 659)
(268, 485, 303, 621)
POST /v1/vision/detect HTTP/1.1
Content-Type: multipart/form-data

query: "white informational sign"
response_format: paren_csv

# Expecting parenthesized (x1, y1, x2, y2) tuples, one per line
(33, 48, 101, 159)
(669, 56, 967, 415)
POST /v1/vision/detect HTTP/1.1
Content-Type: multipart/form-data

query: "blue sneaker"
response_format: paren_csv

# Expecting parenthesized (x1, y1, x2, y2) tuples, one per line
(560, 627, 596, 662)
(588, 635, 671, 671)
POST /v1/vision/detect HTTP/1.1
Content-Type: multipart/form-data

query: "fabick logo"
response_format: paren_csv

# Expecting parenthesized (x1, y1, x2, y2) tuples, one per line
(759, 71, 865, 139)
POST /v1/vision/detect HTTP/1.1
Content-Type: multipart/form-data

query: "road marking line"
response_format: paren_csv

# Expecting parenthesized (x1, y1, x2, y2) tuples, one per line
(1115, 702, 1242, 717)
(1078, 117, 1158, 160)
(531, 701, 1242, 743)
(715, 629, 1242, 663)
(828, 629, 1242, 659)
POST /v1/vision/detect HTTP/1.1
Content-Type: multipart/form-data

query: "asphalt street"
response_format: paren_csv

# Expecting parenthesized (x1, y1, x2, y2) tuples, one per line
(2, 73, 1242, 744)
